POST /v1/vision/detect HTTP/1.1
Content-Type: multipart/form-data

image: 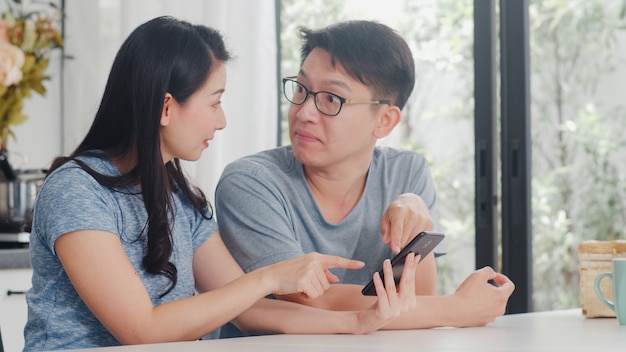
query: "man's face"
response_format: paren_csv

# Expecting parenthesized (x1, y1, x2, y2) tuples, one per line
(288, 48, 385, 170)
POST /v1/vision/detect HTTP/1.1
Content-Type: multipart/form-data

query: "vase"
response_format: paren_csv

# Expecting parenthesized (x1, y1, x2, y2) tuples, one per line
(0, 149, 16, 181)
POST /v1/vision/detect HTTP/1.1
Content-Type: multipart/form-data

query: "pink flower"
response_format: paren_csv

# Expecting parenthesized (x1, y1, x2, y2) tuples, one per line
(0, 20, 10, 43)
(0, 42, 25, 86)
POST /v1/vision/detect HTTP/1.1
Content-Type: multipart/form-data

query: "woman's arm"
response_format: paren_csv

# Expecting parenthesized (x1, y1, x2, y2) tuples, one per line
(55, 230, 263, 344)
(193, 233, 421, 335)
(56, 230, 418, 344)
(56, 229, 359, 344)
(273, 251, 437, 311)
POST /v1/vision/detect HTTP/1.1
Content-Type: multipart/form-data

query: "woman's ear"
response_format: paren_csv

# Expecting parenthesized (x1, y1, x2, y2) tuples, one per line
(373, 105, 401, 138)
(161, 93, 174, 127)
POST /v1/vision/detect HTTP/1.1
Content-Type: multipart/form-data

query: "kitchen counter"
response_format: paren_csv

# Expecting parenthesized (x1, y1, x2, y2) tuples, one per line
(0, 247, 31, 269)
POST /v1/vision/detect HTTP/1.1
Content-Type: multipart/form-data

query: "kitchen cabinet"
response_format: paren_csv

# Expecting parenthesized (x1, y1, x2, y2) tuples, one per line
(0, 268, 32, 352)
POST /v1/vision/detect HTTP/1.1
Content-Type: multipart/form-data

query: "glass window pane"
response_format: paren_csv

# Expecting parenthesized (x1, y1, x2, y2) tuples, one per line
(530, 0, 626, 311)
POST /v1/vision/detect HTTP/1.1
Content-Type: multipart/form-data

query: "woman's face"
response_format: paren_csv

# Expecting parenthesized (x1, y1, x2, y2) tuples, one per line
(159, 63, 227, 163)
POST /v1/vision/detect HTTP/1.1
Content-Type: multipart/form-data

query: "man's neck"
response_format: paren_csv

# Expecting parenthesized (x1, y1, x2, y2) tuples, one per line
(303, 158, 371, 224)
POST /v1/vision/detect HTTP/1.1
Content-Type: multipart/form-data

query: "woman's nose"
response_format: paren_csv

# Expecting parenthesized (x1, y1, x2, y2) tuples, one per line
(216, 111, 227, 130)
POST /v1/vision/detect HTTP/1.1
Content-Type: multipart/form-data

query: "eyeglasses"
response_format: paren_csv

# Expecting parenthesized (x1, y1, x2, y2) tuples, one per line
(282, 77, 391, 117)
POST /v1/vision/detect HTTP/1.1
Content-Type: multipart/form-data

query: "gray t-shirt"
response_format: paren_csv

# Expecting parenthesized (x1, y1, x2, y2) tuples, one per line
(23, 154, 217, 351)
(216, 146, 444, 286)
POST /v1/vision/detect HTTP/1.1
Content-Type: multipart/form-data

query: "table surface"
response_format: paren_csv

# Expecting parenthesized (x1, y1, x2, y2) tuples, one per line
(61, 309, 625, 352)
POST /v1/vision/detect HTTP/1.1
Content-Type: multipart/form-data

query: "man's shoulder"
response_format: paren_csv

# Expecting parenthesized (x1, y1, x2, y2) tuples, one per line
(221, 145, 296, 178)
(373, 146, 427, 164)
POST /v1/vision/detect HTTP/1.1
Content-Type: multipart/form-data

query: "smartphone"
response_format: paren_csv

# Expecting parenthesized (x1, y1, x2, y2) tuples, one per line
(361, 231, 445, 296)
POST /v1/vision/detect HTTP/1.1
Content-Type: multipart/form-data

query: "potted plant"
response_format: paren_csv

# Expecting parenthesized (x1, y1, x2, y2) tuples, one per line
(0, 0, 63, 172)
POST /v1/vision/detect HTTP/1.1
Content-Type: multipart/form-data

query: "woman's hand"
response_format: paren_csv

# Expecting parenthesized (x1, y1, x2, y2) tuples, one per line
(260, 252, 365, 299)
(352, 252, 420, 334)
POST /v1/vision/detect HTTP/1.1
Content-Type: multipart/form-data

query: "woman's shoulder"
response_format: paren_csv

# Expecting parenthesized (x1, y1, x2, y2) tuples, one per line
(43, 152, 119, 195)
(50, 151, 118, 177)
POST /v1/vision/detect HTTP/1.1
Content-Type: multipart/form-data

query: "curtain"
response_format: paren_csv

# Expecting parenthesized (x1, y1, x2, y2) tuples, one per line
(63, 0, 278, 201)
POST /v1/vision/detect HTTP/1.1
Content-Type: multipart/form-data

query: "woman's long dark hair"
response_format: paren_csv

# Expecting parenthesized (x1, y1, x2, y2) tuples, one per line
(49, 16, 232, 297)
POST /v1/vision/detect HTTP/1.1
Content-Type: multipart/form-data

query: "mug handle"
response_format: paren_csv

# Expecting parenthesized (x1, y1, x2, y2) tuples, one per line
(595, 272, 616, 311)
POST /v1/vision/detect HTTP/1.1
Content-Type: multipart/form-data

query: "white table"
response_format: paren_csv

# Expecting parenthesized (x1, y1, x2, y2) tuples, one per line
(62, 309, 626, 352)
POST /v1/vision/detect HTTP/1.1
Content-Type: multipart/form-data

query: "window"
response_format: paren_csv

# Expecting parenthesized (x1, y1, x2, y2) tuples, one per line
(279, 0, 626, 312)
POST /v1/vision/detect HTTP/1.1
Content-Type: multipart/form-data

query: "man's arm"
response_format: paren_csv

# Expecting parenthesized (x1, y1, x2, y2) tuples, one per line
(383, 268, 515, 329)
(276, 266, 514, 328)
(215, 164, 309, 274)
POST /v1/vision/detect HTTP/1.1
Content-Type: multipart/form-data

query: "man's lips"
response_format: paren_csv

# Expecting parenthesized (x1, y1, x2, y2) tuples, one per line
(294, 130, 319, 142)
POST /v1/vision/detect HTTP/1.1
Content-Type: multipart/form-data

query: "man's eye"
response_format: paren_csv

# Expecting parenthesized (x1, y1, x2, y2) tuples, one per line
(324, 94, 340, 104)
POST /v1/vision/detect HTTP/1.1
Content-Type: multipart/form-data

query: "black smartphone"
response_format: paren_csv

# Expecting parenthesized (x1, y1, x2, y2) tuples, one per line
(361, 231, 445, 296)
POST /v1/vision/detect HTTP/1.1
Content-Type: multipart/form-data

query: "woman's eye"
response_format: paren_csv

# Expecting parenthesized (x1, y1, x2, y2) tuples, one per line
(213, 101, 222, 108)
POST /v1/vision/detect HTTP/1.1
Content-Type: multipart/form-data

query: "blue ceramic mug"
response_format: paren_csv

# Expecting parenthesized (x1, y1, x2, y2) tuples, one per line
(595, 258, 626, 325)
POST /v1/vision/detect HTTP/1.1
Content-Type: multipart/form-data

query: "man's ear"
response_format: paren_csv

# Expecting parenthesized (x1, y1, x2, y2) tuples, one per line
(161, 93, 174, 127)
(373, 105, 401, 138)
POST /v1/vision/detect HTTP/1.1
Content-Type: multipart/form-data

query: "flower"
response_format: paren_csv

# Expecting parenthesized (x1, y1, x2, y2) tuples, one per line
(0, 41, 24, 85)
(0, 18, 11, 42)
(0, 1, 63, 150)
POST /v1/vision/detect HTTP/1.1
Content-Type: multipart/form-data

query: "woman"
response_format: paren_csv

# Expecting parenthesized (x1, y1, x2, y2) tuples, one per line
(22, 16, 419, 351)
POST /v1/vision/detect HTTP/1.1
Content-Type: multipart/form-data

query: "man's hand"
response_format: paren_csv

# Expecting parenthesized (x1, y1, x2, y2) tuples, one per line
(450, 267, 515, 326)
(380, 193, 434, 254)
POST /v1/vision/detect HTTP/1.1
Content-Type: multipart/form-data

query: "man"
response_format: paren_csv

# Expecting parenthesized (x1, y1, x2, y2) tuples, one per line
(215, 20, 513, 329)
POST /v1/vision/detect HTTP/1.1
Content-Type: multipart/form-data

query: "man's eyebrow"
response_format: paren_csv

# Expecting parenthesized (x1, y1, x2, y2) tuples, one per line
(298, 71, 352, 92)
